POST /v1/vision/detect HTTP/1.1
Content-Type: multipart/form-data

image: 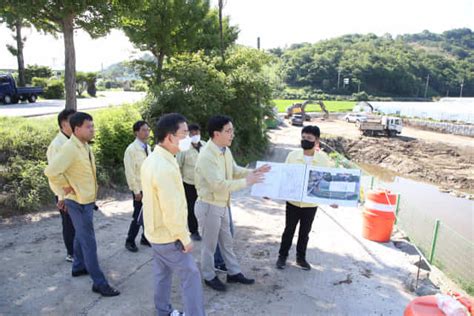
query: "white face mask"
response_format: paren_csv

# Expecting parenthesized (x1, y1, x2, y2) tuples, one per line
(178, 136, 192, 151)
(191, 135, 201, 144)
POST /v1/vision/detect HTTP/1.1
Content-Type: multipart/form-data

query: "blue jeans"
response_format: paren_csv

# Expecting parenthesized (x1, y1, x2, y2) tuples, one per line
(214, 206, 234, 266)
(65, 199, 108, 286)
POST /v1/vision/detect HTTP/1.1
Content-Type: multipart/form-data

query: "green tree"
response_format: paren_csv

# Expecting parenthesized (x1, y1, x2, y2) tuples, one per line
(195, 8, 239, 57)
(0, 2, 31, 87)
(18, 0, 130, 109)
(278, 30, 474, 97)
(24, 64, 53, 84)
(144, 47, 275, 163)
(120, 0, 210, 85)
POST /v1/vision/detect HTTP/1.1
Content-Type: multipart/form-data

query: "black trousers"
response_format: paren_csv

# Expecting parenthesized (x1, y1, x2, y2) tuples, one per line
(183, 182, 199, 234)
(126, 192, 147, 243)
(55, 196, 75, 256)
(278, 202, 317, 260)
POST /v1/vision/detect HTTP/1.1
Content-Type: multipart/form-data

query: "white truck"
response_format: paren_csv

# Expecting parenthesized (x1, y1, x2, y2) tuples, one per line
(359, 116, 403, 137)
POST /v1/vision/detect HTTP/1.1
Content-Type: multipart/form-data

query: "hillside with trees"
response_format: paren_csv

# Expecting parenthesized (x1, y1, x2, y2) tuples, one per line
(271, 28, 473, 98)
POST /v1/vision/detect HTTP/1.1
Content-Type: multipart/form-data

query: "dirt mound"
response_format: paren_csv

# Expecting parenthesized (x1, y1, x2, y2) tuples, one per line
(323, 136, 473, 193)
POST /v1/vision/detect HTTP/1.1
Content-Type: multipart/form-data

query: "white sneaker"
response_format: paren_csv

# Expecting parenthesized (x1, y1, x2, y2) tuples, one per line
(170, 310, 184, 316)
(65, 255, 73, 262)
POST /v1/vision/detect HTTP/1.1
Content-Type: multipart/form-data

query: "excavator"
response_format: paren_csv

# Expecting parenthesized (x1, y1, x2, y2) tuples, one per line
(285, 100, 329, 121)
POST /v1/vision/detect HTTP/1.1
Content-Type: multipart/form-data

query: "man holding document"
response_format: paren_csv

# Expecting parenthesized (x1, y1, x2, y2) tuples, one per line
(194, 115, 270, 292)
(276, 125, 338, 271)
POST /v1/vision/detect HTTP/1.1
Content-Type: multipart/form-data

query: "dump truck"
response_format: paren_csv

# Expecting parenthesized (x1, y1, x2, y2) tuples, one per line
(359, 116, 402, 137)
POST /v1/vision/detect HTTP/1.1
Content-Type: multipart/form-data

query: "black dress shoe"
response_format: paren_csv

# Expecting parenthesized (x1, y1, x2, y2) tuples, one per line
(140, 238, 151, 247)
(125, 241, 138, 252)
(204, 276, 227, 292)
(92, 284, 120, 297)
(227, 273, 255, 284)
(296, 258, 311, 270)
(71, 269, 89, 277)
(276, 256, 287, 270)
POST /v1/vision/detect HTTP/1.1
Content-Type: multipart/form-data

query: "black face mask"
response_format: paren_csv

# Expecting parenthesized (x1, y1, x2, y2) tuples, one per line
(301, 139, 315, 150)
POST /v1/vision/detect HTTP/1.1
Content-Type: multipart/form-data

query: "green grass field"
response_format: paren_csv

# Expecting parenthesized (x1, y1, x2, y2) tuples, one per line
(273, 99, 355, 113)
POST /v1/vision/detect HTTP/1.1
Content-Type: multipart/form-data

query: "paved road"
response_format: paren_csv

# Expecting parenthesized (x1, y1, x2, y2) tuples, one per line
(0, 91, 146, 117)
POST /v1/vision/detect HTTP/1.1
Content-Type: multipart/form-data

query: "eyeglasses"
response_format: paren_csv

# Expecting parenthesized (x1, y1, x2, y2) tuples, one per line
(174, 130, 189, 138)
(222, 128, 234, 134)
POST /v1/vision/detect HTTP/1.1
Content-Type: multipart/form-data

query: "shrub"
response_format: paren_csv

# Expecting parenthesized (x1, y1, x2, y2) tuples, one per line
(144, 47, 275, 165)
(92, 105, 143, 186)
(43, 80, 65, 99)
(6, 158, 53, 212)
(352, 91, 369, 101)
(24, 65, 53, 84)
(0, 105, 143, 215)
(32, 77, 49, 88)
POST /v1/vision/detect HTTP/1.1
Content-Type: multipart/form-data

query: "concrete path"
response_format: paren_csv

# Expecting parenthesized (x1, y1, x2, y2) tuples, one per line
(0, 190, 416, 315)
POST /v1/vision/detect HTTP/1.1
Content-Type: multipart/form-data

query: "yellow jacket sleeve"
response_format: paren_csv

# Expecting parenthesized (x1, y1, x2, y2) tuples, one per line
(44, 145, 75, 192)
(232, 161, 251, 179)
(46, 144, 65, 199)
(124, 149, 141, 194)
(155, 169, 192, 246)
(196, 156, 247, 193)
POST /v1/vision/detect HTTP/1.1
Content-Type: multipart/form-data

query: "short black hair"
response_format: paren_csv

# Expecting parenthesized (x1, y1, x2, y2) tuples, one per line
(302, 125, 320, 138)
(188, 123, 200, 132)
(70, 112, 93, 132)
(208, 115, 232, 139)
(57, 109, 76, 128)
(133, 120, 149, 133)
(154, 113, 187, 143)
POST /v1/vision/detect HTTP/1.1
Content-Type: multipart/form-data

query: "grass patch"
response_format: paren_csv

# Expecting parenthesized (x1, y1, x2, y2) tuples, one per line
(273, 99, 355, 113)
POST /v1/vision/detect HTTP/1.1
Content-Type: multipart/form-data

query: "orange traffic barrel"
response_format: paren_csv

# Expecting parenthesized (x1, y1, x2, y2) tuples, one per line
(404, 294, 473, 316)
(362, 189, 397, 242)
(403, 296, 444, 316)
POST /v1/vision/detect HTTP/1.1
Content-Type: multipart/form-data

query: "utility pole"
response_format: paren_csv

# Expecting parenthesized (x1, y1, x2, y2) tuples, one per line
(424, 74, 430, 99)
(337, 68, 341, 89)
(257, 37, 260, 50)
(460, 79, 464, 98)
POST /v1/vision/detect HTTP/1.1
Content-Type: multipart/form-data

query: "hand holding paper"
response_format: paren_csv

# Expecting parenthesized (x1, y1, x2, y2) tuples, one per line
(251, 161, 361, 207)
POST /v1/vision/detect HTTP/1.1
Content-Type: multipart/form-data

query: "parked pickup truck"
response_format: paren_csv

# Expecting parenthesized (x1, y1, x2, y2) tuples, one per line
(0, 74, 44, 104)
(359, 116, 403, 137)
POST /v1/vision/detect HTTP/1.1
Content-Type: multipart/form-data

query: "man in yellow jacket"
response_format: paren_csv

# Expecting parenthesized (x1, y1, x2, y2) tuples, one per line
(46, 109, 76, 262)
(123, 120, 152, 252)
(276, 125, 338, 271)
(194, 115, 270, 292)
(44, 112, 120, 297)
(176, 123, 206, 241)
(141, 113, 204, 316)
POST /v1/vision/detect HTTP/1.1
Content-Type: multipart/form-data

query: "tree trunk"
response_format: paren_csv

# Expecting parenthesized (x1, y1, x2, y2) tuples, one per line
(62, 15, 77, 110)
(156, 50, 165, 85)
(15, 20, 26, 87)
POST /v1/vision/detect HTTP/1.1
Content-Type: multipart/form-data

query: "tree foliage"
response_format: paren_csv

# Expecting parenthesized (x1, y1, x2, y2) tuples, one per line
(121, 0, 239, 85)
(274, 29, 474, 97)
(143, 47, 276, 164)
(15, 0, 130, 109)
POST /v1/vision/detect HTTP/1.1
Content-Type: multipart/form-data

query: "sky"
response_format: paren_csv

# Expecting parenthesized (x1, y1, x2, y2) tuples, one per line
(0, 0, 473, 71)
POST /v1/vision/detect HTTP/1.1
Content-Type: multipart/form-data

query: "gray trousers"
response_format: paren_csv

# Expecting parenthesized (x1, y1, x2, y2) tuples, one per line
(151, 242, 205, 316)
(195, 200, 241, 281)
